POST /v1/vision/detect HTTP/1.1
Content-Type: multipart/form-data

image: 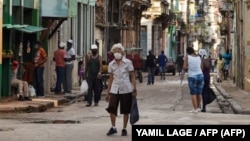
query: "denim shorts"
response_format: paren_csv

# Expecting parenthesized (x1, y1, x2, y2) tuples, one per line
(188, 74, 204, 95)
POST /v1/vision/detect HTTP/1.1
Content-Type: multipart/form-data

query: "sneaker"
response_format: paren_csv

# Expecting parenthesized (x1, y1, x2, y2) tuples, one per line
(197, 108, 201, 112)
(121, 129, 127, 136)
(189, 109, 198, 113)
(106, 127, 117, 136)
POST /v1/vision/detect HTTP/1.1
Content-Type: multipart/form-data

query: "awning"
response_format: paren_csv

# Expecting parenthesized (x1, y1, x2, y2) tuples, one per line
(3, 24, 47, 33)
(15, 25, 47, 33)
(3, 24, 28, 29)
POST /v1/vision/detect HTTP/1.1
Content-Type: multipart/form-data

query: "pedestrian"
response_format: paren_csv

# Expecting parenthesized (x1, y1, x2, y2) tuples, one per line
(63, 39, 76, 94)
(105, 43, 137, 136)
(198, 49, 211, 112)
(216, 54, 224, 83)
(222, 49, 232, 80)
(157, 50, 167, 80)
(211, 58, 216, 73)
(183, 47, 204, 113)
(53, 42, 67, 95)
(85, 44, 102, 107)
(146, 50, 156, 85)
(11, 60, 31, 101)
(176, 54, 184, 76)
(33, 41, 47, 97)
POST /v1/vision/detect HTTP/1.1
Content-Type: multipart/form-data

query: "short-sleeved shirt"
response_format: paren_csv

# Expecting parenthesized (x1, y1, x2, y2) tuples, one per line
(66, 47, 76, 65)
(222, 53, 231, 65)
(54, 48, 66, 67)
(34, 47, 47, 67)
(108, 57, 134, 94)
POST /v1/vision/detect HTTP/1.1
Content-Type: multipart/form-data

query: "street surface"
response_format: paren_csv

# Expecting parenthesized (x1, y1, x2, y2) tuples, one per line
(1, 73, 250, 141)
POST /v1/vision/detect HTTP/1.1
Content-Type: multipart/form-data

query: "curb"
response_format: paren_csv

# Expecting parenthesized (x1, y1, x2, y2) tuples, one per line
(212, 81, 250, 114)
(0, 96, 72, 113)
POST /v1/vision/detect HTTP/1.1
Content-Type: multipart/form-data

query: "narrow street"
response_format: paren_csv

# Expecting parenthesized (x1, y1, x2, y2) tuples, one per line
(1, 73, 250, 141)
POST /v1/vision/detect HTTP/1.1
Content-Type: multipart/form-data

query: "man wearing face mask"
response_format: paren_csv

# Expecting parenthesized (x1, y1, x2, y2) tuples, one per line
(105, 43, 137, 136)
(63, 39, 76, 94)
(85, 44, 103, 107)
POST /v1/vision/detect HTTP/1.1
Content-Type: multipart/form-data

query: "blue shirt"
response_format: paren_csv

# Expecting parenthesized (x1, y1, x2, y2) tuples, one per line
(222, 53, 231, 65)
(158, 54, 167, 66)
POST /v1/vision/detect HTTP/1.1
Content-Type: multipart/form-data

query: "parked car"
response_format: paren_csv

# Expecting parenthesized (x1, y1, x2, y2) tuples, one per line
(165, 57, 176, 75)
(155, 57, 176, 76)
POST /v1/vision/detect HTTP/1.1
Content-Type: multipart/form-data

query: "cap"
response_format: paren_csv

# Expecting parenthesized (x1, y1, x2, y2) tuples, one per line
(67, 39, 73, 43)
(91, 44, 98, 50)
(59, 42, 66, 48)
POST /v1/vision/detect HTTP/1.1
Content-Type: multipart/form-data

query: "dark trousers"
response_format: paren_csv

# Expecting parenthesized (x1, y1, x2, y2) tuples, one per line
(63, 64, 73, 93)
(147, 67, 155, 84)
(55, 66, 65, 93)
(34, 67, 44, 96)
(202, 77, 210, 110)
(87, 78, 101, 104)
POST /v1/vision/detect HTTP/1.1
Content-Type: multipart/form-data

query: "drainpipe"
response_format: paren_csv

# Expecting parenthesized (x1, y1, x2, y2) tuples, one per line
(18, 0, 23, 80)
(0, 0, 3, 98)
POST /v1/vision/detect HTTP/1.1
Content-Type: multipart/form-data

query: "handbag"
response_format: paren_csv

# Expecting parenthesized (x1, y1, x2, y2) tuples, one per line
(130, 97, 139, 125)
(207, 87, 217, 104)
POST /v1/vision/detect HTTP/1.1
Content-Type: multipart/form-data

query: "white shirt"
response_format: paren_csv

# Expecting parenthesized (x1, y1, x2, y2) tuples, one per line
(108, 57, 134, 94)
(187, 55, 203, 77)
(66, 47, 76, 64)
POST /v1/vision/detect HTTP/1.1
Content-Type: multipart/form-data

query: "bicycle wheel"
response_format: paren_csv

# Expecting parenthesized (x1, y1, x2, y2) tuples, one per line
(137, 71, 143, 83)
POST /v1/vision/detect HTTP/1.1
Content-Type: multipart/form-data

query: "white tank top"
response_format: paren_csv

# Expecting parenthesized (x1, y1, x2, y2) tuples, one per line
(187, 55, 203, 77)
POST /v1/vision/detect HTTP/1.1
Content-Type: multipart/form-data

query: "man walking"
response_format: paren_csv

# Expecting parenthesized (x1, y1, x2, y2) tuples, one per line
(222, 49, 232, 80)
(157, 50, 167, 80)
(33, 41, 47, 97)
(64, 39, 76, 94)
(146, 50, 156, 85)
(85, 44, 102, 107)
(53, 42, 67, 95)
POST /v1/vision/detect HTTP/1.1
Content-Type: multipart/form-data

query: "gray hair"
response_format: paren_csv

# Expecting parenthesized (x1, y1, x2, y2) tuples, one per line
(111, 43, 124, 53)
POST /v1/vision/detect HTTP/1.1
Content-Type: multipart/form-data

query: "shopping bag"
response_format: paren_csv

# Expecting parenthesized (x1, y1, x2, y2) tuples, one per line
(207, 87, 217, 104)
(80, 80, 88, 94)
(130, 97, 139, 125)
(29, 85, 36, 97)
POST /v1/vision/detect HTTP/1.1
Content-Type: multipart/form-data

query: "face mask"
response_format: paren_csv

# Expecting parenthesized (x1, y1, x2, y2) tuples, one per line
(114, 52, 122, 60)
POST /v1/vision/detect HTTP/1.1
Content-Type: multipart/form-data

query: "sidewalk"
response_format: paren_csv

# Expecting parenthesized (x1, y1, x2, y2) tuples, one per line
(212, 73, 250, 114)
(0, 89, 84, 113)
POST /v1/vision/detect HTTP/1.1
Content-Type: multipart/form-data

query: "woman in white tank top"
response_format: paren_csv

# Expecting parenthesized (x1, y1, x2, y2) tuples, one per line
(183, 47, 204, 113)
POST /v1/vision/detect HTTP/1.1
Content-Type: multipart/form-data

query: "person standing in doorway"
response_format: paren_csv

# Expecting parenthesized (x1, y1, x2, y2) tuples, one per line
(183, 47, 204, 113)
(146, 50, 156, 85)
(33, 41, 47, 97)
(105, 43, 137, 136)
(63, 39, 76, 94)
(157, 50, 167, 80)
(85, 44, 102, 107)
(53, 42, 67, 95)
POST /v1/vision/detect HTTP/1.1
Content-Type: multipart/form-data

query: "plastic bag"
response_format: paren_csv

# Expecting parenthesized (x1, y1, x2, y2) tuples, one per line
(130, 97, 139, 125)
(29, 85, 36, 97)
(80, 80, 88, 94)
